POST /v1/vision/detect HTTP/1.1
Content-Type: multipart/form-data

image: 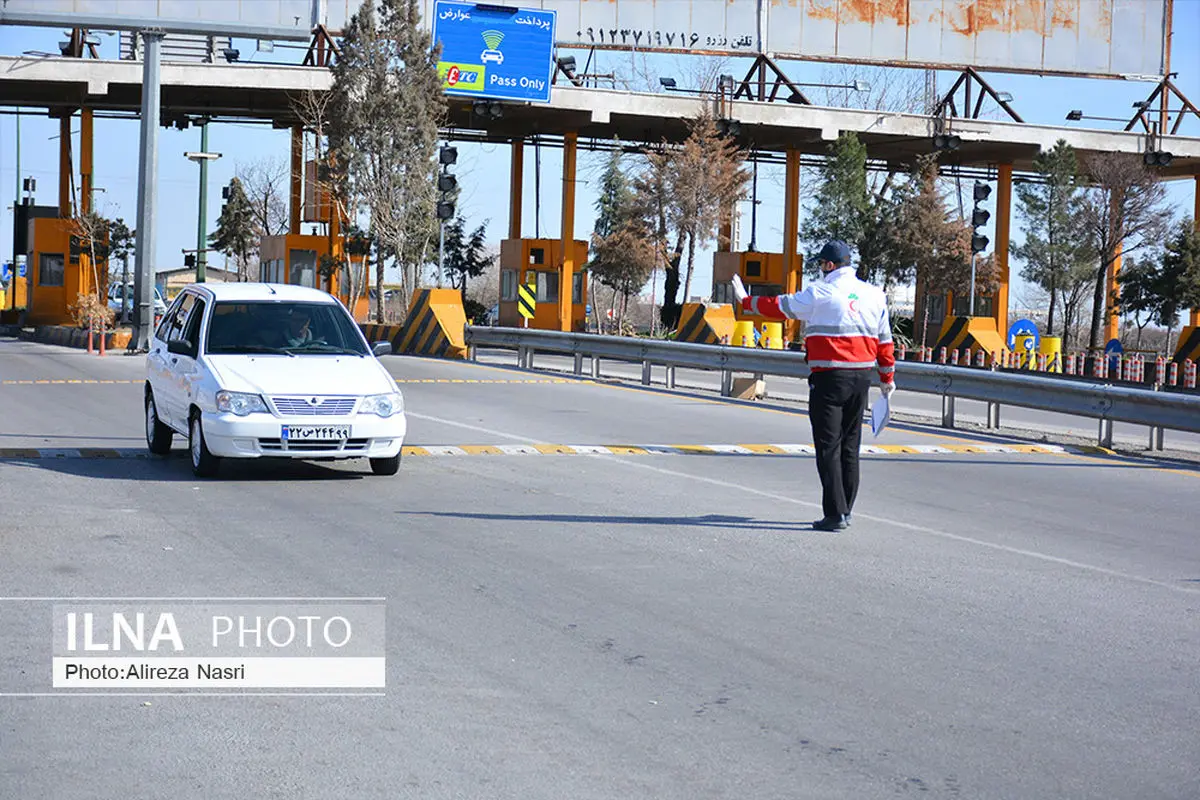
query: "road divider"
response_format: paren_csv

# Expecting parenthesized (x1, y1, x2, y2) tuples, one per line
(0, 443, 1114, 461)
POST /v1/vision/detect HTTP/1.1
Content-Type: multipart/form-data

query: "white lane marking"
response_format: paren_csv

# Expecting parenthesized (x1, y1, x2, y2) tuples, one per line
(411, 410, 1198, 597)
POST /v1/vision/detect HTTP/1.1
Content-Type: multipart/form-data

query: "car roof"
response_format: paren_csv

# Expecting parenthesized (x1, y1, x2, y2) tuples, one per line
(178, 282, 339, 304)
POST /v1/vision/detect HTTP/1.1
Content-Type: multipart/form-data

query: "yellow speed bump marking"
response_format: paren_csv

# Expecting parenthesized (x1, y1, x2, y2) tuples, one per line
(2, 379, 141, 385)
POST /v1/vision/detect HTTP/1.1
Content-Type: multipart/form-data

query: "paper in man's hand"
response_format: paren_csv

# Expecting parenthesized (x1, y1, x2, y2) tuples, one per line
(870, 392, 891, 438)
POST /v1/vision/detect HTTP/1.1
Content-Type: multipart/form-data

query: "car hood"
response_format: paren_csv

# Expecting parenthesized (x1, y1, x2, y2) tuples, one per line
(205, 354, 396, 397)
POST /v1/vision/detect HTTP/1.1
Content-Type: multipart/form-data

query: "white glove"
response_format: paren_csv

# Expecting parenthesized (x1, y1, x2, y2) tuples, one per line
(881, 381, 896, 398)
(731, 274, 749, 305)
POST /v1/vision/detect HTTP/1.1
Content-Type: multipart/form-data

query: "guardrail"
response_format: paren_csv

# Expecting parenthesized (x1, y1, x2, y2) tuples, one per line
(463, 326, 1200, 449)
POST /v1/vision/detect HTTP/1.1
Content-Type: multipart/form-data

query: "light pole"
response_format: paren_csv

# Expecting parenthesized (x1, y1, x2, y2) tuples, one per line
(185, 120, 221, 283)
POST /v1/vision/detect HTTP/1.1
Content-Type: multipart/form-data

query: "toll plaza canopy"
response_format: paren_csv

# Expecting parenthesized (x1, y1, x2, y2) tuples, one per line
(0, 54, 1198, 177)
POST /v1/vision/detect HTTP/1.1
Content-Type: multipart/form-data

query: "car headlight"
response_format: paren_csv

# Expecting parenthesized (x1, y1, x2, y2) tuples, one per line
(216, 391, 268, 416)
(360, 392, 404, 417)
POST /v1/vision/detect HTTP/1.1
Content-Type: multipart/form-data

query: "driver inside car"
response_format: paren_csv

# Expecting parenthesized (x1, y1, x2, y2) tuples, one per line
(283, 307, 315, 347)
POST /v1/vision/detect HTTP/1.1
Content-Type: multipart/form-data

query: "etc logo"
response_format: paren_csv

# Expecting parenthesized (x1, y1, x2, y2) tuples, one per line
(480, 29, 504, 64)
(441, 62, 484, 91)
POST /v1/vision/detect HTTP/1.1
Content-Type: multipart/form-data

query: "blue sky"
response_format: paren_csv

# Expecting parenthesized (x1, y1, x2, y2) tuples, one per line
(0, 3, 1197, 312)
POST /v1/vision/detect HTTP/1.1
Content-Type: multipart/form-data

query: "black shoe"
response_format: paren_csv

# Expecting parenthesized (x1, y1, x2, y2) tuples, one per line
(843, 513, 852, 526)
(812, 516, 848, 532)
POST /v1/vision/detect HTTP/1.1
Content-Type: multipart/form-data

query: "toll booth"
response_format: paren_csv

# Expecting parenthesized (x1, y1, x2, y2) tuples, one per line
(498, 238, 588, 331)
(711, 251, 786, 321)
(258, 233, 369, 321)
(26, 216, 108, 327)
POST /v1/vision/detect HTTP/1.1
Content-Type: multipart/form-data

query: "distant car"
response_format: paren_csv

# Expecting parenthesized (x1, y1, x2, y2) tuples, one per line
(143, 282, 407, 478)
(481, 49, 504, 64)
(108, 283, 167, 318)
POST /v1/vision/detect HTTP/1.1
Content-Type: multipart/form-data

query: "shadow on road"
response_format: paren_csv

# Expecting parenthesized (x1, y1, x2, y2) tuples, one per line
(0, 452, 368, 482)
(397, 510, 824, 533)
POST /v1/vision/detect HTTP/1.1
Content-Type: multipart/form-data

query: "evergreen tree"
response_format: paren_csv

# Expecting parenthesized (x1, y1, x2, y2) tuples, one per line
(594, 148, 633, 238)
(441, 214, 492, 293)
(801, 132, 871, 274)
(210, 177, 257, 280)
(1012, 140, 1092, 339)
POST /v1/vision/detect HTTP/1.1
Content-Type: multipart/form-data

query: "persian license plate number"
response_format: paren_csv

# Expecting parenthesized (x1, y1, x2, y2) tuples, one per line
(281, 425, 351, 442)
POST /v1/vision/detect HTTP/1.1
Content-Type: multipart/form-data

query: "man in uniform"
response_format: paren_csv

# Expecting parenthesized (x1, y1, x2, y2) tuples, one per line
(732, 240, 896, 532)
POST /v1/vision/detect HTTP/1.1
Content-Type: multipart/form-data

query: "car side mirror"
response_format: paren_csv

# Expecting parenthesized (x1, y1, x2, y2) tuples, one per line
(167, 339, 194, 358)
(372, 341, 392, 357)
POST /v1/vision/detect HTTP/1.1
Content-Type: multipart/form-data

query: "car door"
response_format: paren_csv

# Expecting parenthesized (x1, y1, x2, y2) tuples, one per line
(169, 295, 209, 424)
(147, 295, 185, 428)
(154, 293, 197, 429)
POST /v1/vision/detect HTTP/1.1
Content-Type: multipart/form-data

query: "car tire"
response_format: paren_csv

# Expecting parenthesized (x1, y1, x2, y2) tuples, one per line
(189, 411, 221, 478)
(145, 391, 174, 455)
(369, 454, 401, 476)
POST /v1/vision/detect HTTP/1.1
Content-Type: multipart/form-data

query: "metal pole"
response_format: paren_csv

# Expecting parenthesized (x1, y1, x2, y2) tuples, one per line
(196, 119, 208, 283)
(969, 252, 977, 317)
(10, 110, 18, 309)
(133, 30, 163, 352)
(437, 218, 445, 287)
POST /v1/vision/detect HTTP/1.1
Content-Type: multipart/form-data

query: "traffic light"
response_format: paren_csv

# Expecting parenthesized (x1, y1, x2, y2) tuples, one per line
(1144, 150, 1172, 167)
(436, 143, 457, 221)
(971, 181, 991, 254)
(184, 254, 196, 268)
(933, 134, 961, 151)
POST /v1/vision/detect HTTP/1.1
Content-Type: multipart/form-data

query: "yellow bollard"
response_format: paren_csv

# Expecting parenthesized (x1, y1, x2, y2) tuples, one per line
(1015, 335, 1037, 369)
(732, 320, 755, 348)
(760, 321, 783, 350)
(1038, 336, 1062, 374)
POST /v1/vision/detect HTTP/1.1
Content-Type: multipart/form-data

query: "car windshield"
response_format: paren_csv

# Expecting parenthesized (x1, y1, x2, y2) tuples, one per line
(205, 300, 368, 356)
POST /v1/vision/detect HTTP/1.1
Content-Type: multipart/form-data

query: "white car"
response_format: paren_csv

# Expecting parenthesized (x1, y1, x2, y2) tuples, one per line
(109, 282, 167, 318)
(144, 282, 407, 478)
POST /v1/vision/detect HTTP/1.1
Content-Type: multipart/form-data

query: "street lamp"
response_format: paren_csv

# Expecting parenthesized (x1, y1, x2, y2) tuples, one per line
(185, 122, 221, 284)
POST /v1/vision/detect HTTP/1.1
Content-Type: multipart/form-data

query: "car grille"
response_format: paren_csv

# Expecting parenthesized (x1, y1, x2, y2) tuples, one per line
(258, 438, 370, 453)
(271, 396, 357, 416)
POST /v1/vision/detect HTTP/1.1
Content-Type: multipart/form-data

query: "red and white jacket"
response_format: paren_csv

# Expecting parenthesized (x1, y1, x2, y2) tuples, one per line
(741, 267, 895, 384)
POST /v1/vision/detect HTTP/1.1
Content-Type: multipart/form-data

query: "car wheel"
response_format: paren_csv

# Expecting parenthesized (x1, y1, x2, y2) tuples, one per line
(369, 454, 401, 476)
(145, 392, 174, 455)
(189, 411, 221, 478)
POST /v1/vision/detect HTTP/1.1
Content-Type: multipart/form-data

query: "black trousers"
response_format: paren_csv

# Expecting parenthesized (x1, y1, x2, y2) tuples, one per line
(807, 369, 872, 519)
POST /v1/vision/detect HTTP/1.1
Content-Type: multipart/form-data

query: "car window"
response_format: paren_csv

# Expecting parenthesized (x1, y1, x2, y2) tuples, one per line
(182, 298, 207, 353)
(155, 294, 186, 341)
(205, 301, 368, 356)
(167, 294, 196, 342)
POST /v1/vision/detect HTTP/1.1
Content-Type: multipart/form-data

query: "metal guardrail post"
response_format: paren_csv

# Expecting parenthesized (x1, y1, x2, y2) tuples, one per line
(1098, 418, 1114, 448)
(942, 395, 956, 428)
(573, 353, 583, 376)
(987, 401, 1000, 429)
(641, 361, 652, 386)
(721, 369, 733, 397)
(667, 365, 676, 389)
(591, 356, 600, 378)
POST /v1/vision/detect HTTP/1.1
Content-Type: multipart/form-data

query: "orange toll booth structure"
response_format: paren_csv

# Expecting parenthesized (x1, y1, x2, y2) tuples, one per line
(711, 252, 787, 320)
(497, 238, 588, 330)
(21, 109, 109, 326)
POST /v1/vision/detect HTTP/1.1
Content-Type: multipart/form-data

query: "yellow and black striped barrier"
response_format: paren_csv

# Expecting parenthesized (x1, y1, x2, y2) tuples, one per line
(518, 282, 536, 320)
(934, 316, 1006, 362)
(359, 288, 468, 360)
(1173, 325, 1200, 364)
(675, 303, 737, 345)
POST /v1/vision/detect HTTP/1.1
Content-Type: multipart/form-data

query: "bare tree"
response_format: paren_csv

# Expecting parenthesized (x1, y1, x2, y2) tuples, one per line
(1077, 153, 1169, 350)
(237, 157, 290, 239)
(816, 63, 926, 114)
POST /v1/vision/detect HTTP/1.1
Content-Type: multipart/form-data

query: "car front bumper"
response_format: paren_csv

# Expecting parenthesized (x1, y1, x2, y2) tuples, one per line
(200, 410, 406, 460)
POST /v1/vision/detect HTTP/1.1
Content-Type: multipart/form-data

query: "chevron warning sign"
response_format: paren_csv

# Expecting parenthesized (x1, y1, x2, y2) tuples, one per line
(518, 282, 536, 320)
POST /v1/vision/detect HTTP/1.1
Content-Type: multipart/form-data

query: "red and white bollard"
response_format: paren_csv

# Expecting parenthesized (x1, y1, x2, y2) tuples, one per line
(898, 345, 906, 361)
(1137, 355, 1146, 384)
(1185, 359, 1197, 389)
(975, 349, 985, 367)
(1037, 353, 1047, 371)
(1066, 352, 1076, 376)
(939, 347, 947, 364)
(1169, 361, 1179, 386)
(1121, 356, 1132, 383)
(923, 347, 933, 363)
(1077, 352, 1086, 375)
(950, 349, 959, 365)
(1155, 356, 1165, 386)
(1096, 353, 1108, 380)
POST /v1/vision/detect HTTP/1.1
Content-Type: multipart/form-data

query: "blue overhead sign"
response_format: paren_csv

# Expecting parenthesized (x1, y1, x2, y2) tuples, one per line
(432, 1, 556, 104)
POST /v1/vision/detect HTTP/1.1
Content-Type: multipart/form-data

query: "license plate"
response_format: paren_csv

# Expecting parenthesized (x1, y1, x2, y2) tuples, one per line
(281, 425, 351, 442)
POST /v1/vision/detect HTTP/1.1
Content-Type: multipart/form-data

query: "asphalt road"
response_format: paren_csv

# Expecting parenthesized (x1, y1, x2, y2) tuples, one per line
(1, 336, 1197, 800)
(470, 347, 1200, 455)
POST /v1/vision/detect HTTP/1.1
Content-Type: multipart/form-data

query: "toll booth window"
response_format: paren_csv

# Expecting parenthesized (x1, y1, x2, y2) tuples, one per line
(39, 253, 64, 287)
(925, 295, 946, 320)
(745, 260, 762, 277)
(290, 250, 317, 288)
(712, 282, 731, 304)
(500, 269, 517, 301)
(537, 271, 558, 303)
(530, 248, 545, 265)
(953, 295, 994, 318)
(572, 272, 584, 304)
(750, 284, 781, 297)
